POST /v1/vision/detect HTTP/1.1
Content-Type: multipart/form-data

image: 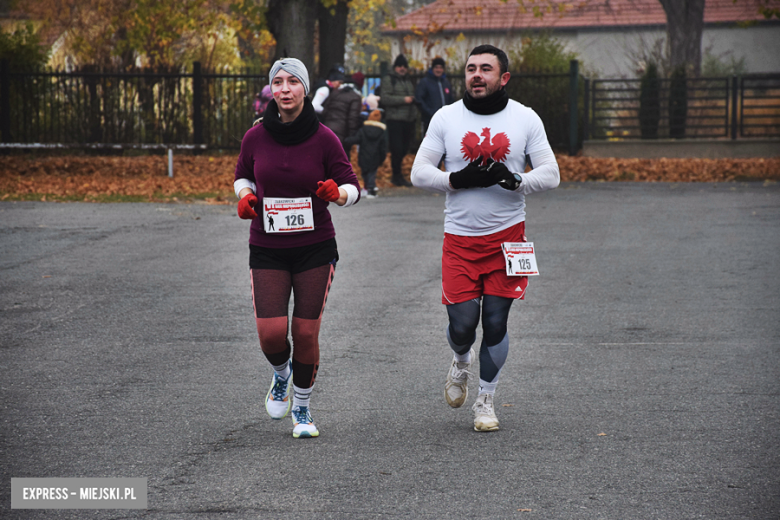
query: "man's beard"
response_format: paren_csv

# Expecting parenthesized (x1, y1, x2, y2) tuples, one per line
(467, 77, 502, 98)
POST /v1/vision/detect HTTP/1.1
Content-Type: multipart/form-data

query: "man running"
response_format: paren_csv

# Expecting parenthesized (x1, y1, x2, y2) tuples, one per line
(411, 44, 559, 432)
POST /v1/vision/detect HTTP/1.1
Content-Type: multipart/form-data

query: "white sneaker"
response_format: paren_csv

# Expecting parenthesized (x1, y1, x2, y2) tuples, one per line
(264, 364, 292, 420)
(445, 348, 474, 408)
(291, 406, 319, 438)
(472, 393, 499, 431)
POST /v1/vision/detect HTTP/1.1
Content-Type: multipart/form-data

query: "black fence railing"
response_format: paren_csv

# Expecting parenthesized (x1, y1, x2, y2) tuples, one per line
(586, 73, 780, 140)
(1, 59, 777, 154)
(0, 60, 583, 153)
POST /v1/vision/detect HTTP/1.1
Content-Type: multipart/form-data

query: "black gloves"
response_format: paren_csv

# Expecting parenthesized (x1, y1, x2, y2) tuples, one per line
(449, 157, 497, 189)
(450, 157, 522, 191)
(485, 159, 522, 191)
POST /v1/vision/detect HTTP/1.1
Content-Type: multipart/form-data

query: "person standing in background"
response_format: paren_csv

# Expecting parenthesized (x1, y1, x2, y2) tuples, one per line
(416, 57, 454, 134)
(320, 73, 363, 155)
(381, 54, 416, 187)
(343, 109, 388, 199)
(312, 65, 346, 114)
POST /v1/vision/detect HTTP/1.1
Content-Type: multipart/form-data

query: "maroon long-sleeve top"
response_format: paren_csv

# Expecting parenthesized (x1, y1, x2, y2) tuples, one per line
(234, 123, 360, 248)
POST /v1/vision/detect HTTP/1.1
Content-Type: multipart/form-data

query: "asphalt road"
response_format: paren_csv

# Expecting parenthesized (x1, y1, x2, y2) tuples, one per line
(1, 182, 779, 519)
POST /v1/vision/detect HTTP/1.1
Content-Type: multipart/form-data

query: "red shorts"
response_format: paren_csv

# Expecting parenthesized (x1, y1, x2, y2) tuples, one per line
(441, 222, 529, 305)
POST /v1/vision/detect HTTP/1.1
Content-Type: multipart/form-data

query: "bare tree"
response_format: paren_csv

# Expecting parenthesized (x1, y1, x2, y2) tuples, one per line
(318, 0, 350, 75)
(655, 0, 705, 75)
(266, 0, 318, 76)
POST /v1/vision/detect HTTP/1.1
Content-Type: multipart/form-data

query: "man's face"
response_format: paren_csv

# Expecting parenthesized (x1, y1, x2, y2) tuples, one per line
(394, 64, 407, 76)
(465, 53, 510, 98)
(432, 64, 445, 77)
(330, 80, 342, 89)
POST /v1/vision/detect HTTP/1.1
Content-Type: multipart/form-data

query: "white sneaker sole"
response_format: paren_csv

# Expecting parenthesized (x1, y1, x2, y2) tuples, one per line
(292, 426, 319, 438)
(265, 380, 292, 420)
(474, 419, 500, 432)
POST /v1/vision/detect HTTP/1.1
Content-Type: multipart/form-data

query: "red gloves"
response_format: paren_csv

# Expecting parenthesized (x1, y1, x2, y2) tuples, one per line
(237, 193, 258, 219)
(316, 179, 340, 202)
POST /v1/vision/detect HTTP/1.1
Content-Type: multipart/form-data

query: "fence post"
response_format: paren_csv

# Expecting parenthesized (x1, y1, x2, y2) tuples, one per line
(193, 61, 203, 146)
(731, 75, 738, 140)
(583, 78, 590, 141)
(569, 59, 579, 156)
(1, 59, 9, 143)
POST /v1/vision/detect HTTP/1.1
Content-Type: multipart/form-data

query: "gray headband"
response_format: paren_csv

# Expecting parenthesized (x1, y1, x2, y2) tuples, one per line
(269, 58, 310, 95)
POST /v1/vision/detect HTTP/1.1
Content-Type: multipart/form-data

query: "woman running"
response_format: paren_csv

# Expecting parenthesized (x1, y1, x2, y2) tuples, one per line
(234, 58, 361, 438)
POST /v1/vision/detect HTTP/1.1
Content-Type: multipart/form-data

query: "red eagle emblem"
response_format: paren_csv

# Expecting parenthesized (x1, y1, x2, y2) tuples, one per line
(460, 127, 510, 165)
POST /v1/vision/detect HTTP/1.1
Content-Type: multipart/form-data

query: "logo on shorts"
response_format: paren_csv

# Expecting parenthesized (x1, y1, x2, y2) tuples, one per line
(461, 127, 511, 165)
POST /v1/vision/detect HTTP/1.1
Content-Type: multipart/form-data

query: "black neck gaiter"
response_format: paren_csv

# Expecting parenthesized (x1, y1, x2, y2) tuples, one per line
(263, 97, 320, 145)
(462, 88, 509, 115)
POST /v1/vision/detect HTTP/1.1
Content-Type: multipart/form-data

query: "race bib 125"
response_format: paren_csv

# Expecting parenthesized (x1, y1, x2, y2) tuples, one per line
(501, 242, 539, 276)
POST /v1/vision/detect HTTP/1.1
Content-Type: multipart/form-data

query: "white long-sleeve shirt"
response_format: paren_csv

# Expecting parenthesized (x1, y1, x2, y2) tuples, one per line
(312, 85, 330, 114)
(411, 99, 559, 236)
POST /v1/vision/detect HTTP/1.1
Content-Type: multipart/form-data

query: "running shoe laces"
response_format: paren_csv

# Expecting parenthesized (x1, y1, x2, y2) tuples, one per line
(265, 365, 292, 420)
(270, 376, 289, 401)
(445, 348, 474, 408)
(292, 406, 319, 438)
(472, 393, 499, 432)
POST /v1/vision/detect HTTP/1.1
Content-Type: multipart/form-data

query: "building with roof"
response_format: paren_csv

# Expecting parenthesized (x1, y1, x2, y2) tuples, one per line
(381, 0, 780, 77)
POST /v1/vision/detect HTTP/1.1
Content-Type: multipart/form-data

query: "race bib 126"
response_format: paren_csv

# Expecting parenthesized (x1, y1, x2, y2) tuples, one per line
(262, 197, 314, 233)
(501, 242, 539, 276)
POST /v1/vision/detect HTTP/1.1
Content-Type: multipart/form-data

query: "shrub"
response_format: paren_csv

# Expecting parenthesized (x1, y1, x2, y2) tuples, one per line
(639, 62, 660, 139)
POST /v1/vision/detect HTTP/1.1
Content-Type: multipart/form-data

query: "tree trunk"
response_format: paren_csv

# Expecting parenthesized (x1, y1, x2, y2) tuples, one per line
(317, 0, 349, 78)
(266, 0, 317, 79)
(658, 0, 705, 76)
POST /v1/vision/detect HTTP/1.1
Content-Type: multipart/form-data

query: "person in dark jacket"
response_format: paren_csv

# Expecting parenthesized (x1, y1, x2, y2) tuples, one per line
(320, 74, 363, 155)
(343, 109, 388, 198)
(415, 57, 454, 133)
(381, 54, 416, 187)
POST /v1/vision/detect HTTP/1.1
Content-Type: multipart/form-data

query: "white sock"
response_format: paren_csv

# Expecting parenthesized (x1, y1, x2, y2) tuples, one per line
(293, 385, 313, 409)
(272, 361, 291, 380)
(454, 350, 472, 364)
(478, 380, 497, 396)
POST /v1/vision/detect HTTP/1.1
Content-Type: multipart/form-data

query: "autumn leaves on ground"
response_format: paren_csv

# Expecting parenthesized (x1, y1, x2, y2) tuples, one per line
(1, 152, 779, 203)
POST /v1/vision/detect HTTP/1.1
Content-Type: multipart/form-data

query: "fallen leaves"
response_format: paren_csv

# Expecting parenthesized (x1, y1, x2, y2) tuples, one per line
(1, 153, 778, 202)
(556, 156, 780, 183)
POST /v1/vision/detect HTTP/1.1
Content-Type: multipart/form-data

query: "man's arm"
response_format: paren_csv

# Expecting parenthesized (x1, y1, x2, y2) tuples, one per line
(411, 145, 451, 192)
(519, 110, 560, 194)
(411, 112, 452, 192)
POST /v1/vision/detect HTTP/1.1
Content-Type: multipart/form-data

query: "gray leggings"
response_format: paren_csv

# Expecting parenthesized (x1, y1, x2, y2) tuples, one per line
(446, 296, 513, 384)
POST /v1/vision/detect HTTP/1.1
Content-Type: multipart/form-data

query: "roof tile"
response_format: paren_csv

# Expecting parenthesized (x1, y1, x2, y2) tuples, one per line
(384, 0, 777, 33)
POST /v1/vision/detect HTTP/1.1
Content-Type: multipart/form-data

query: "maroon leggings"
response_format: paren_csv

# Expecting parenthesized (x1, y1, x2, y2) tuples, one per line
(251, 264, 335, 389)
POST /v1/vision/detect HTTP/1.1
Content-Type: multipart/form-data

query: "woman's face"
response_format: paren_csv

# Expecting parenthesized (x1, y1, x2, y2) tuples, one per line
(271, 70, 306, 121)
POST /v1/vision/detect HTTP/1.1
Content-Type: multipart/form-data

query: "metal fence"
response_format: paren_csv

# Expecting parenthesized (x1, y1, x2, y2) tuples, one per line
(585, 73, 780, 140)
(1, 59, 777, 153)
(0, 60, 582, 153)
(0, 62, 271, 149)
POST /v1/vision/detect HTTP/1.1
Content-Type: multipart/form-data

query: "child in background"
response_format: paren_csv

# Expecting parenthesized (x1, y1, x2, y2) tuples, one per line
(343, 110, 387, 199)
(253, 85, 273, 120)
